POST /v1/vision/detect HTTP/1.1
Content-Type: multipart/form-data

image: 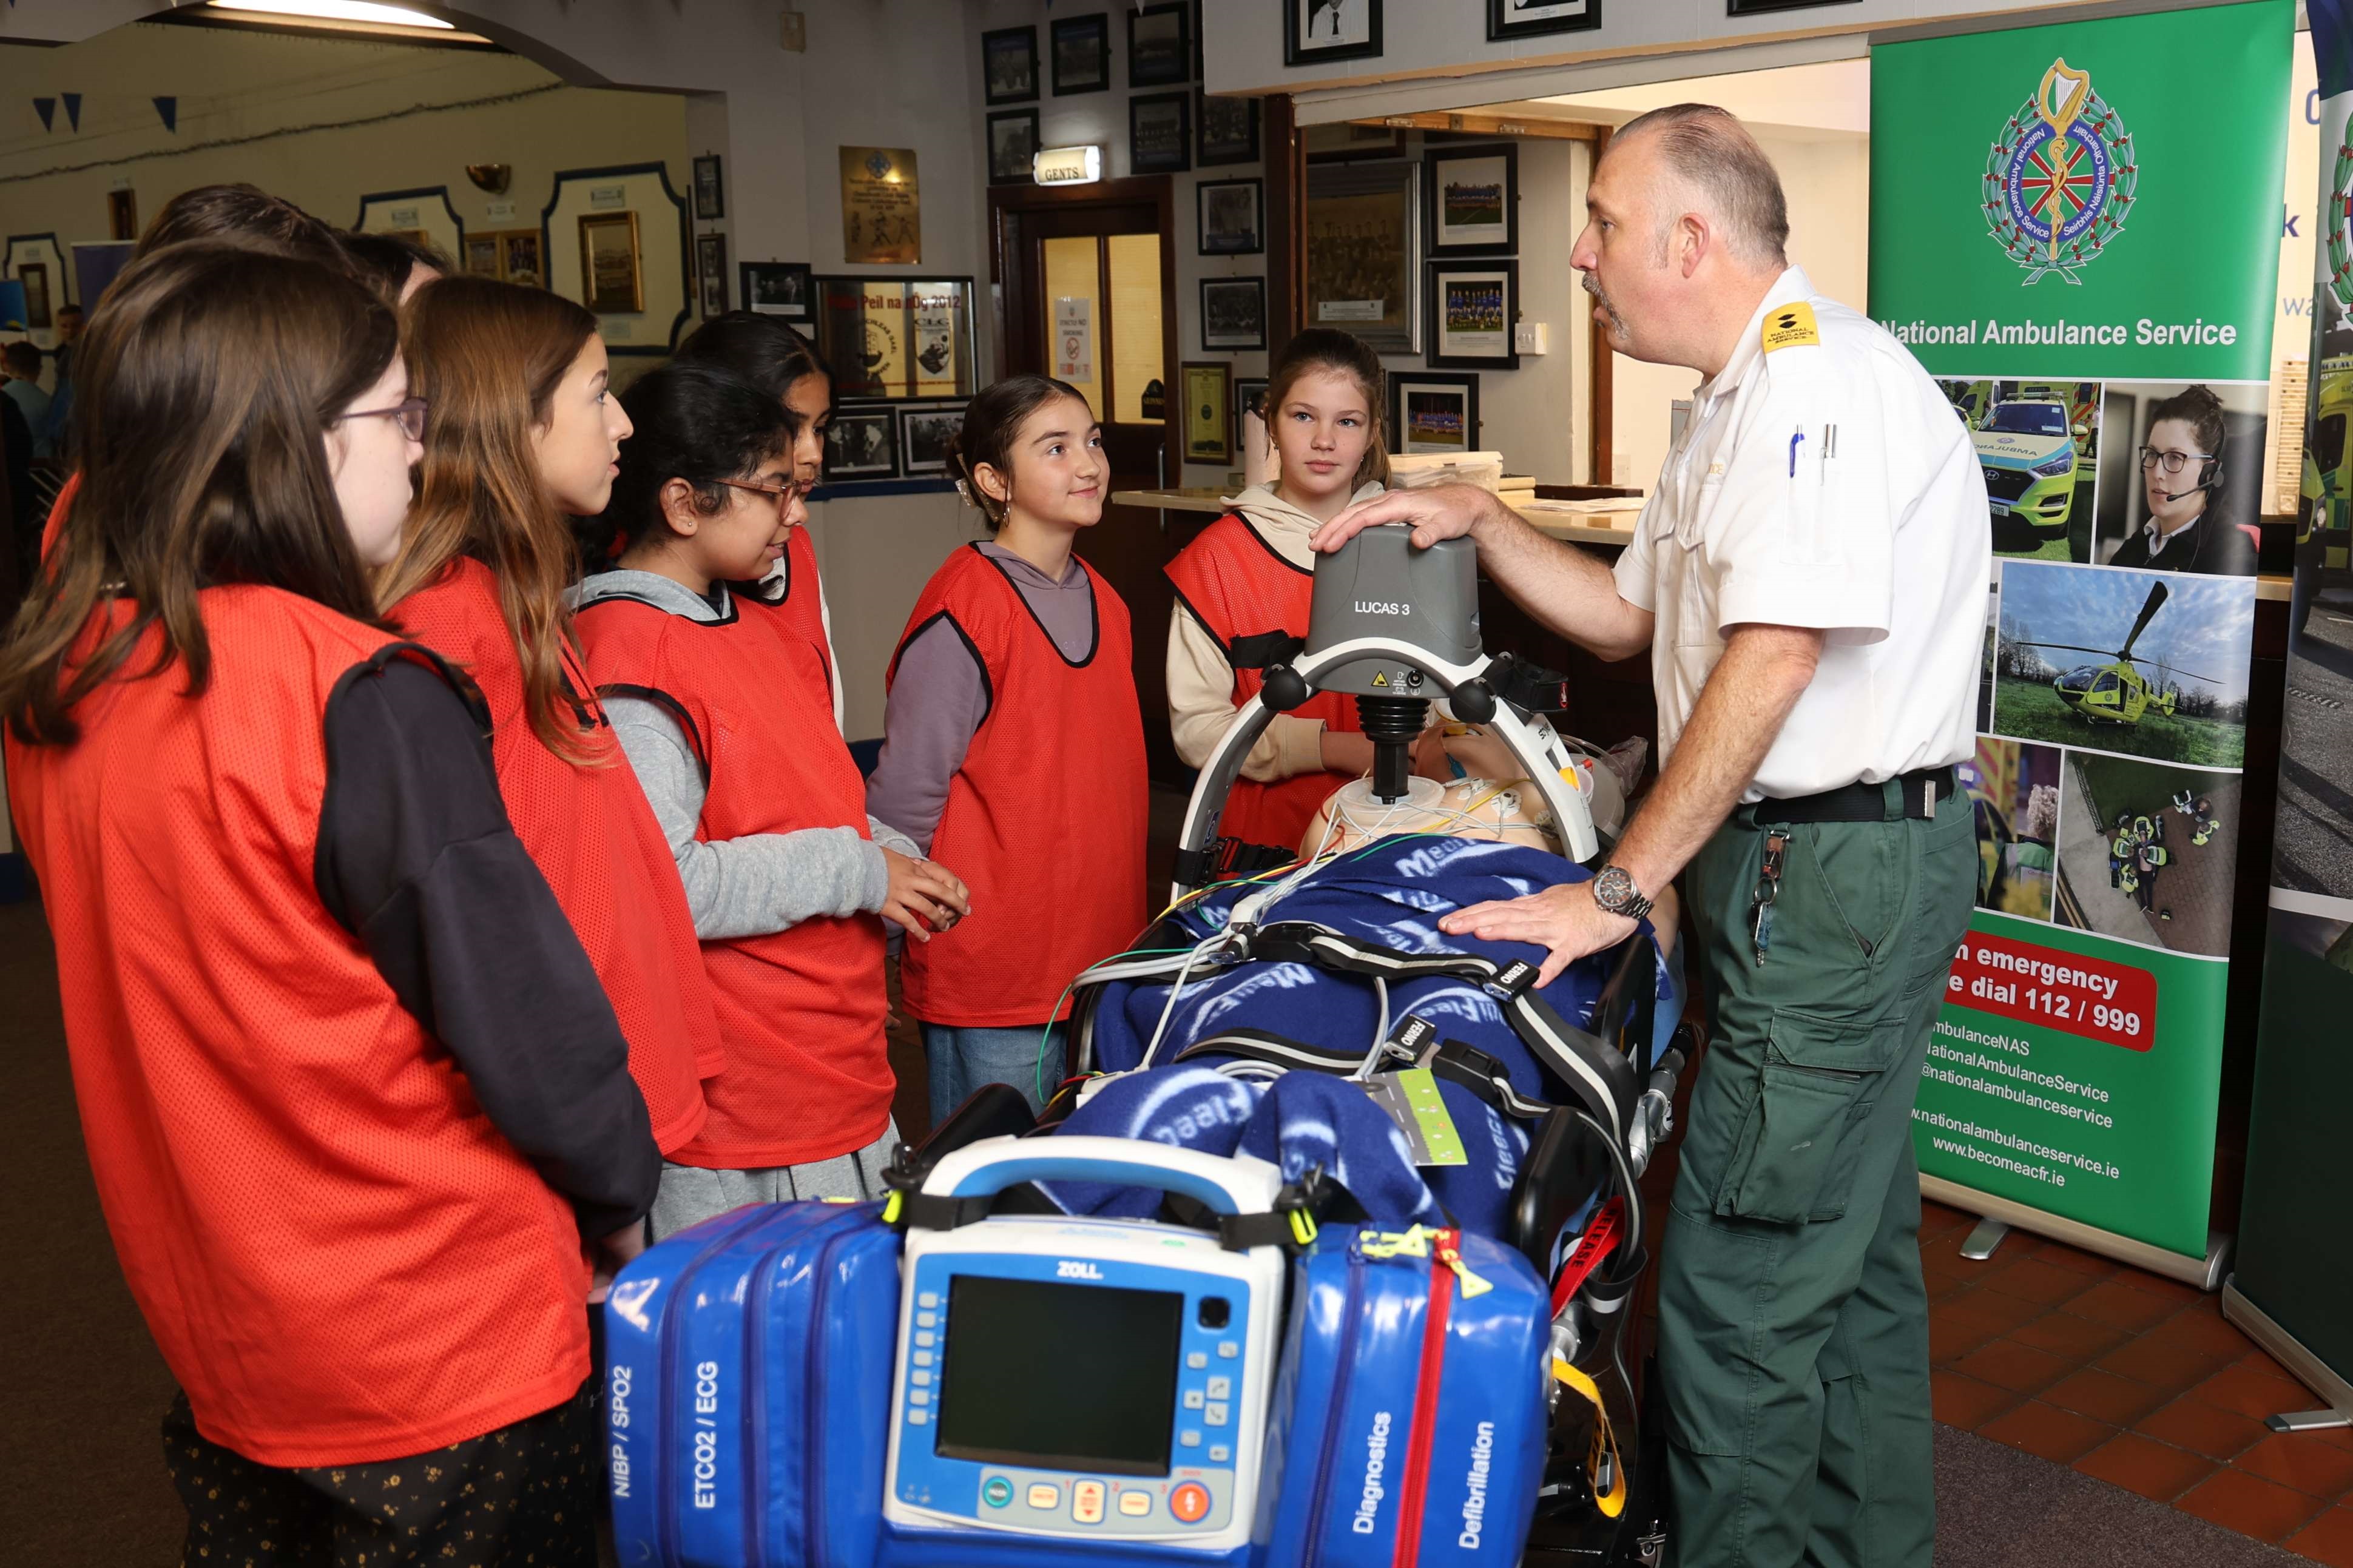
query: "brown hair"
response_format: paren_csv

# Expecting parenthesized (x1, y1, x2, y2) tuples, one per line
(135, 183, 346, 269)
(0, 241, 396, 745)
(945, 374, 1092, 532)
(340, 229, 454, 303)
(2147, 384, 2227, 466)
(376, 275, 601, 761)
(1266, 327, 1389, 491)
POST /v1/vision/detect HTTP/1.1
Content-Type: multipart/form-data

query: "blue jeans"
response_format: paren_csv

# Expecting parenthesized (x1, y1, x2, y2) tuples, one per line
(920, 1022, 1059, 1127)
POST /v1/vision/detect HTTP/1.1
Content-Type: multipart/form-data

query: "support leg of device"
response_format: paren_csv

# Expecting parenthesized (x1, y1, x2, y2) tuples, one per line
(2264, 1409, 2353, 1434)
(1958, 1217, 2010, 1261)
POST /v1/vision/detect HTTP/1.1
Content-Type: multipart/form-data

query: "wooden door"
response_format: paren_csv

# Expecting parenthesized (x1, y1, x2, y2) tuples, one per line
(991, 178, 1189, 782)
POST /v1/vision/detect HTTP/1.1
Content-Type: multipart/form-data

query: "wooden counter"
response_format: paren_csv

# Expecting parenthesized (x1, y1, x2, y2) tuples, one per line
(1109, 486, 1643, 548)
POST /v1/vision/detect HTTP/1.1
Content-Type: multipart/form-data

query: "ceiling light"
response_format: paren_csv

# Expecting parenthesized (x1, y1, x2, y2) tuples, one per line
(208, 1, 456, 29)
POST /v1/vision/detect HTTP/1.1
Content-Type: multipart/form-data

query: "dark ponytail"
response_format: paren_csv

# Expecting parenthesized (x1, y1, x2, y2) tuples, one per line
(1266, 327, 1389, 490)
(947, 374, 1090, 532)
(583, 362, 792, 563)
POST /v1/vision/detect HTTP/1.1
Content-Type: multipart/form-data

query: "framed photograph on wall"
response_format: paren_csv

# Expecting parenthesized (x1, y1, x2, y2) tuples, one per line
(982, 25, 1038, 105)
(1234, 376, 1269, 456)
(696, 231, 728, 316)
(814, 275, 978, 400)
(1305, 157, 1420, 354)
(1182, 361, 1234, 466)
(1426, 260, 1518, 371)
(462, 232, 502, 278)
(577, 212, 644, 314)
(1197, 178, 1264, 255)
(988, 110, 1041, 184)
(899, 402, 968, 476)
(1389, 370, 1482, 456)
(1285, 0, 1382, 67)
(1131, 91, 1192, 174)
(1127, 3, 1191, 86)
(1198, 92, 1261, 166)
(1426, 143, 1517, 257)
(1487, 0, 1599, 39)
(1200, 276, 1266, 351)
(741, 260, 811, 320)
(692, 153, 724, 222)
(824, 407, 900, 481)
(1051, 14, 1110, 95)
(17, 262, 51, 330)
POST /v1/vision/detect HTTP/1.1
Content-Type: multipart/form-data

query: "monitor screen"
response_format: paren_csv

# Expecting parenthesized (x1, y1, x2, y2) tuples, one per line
(934, 1273, 1186, 1476)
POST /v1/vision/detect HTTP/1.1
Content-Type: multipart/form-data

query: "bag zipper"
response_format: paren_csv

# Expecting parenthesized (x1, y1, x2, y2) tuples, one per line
(1302, 1246, 1368, 1568)
(797, 1220, 854, 1565)
(1390, 1230, 1459, 1568)
(656, 1207, 774, 1568)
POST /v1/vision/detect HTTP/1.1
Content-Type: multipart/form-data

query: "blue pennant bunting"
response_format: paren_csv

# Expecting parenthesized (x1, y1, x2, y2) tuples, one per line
(61, 93, 80, 132)
(153, 96, 177, 133)
(33, 96, 53, 132)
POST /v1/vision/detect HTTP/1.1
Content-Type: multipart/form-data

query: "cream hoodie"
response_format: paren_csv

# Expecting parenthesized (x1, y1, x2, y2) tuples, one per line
(1166, 480, 1384, 782)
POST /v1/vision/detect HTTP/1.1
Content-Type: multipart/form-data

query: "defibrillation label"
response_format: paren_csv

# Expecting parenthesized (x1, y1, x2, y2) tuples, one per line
(1363, 1068, 1467, 1166)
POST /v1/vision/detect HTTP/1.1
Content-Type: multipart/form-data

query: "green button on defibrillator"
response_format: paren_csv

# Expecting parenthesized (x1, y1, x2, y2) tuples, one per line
(983, 1476, 1014, 1509)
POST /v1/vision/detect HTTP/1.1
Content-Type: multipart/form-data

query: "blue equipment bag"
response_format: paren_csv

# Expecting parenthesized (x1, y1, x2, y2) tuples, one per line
(603, 1199, 900, 1568)
(1260, 1222, 1550, 1567)
(603, 1138, 1555, 1567)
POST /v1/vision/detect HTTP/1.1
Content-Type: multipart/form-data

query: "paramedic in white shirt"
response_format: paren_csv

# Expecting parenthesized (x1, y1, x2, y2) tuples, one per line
(1312, 104, 1990, 1568)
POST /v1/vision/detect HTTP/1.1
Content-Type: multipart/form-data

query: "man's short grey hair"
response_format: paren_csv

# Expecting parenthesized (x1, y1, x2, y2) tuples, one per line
(1612, 104, 1789, 269)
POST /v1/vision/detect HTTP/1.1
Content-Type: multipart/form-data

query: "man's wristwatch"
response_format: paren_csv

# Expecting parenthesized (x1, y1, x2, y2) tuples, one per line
(1591, 864, 1654, 922)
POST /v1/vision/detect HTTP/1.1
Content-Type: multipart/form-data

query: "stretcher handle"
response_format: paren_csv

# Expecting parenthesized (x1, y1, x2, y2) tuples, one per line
(921, 1136, 1286, 1218)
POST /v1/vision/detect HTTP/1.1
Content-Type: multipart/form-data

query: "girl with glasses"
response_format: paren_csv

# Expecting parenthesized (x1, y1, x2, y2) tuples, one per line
(378, 275, 724, 1174)
(0, 241, 656, 1562)
(573, 362, 968, 1237)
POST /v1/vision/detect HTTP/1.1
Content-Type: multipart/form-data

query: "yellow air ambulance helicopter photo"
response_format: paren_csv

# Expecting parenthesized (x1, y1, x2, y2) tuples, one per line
(2014, 580, 2218, 727)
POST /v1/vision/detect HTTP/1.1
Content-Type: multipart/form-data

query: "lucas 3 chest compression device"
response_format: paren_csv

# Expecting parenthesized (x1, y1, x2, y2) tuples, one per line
(1173, 523, 1601, 898)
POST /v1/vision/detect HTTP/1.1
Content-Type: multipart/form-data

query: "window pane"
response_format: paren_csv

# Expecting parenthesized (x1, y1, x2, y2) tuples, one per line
(1042, 235, 1103, 420)
(1107, 232, 1164, 425)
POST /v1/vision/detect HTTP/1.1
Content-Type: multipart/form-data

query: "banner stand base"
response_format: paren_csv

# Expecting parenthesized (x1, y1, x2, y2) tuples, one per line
(1919, 1176, 2230, 1290)
(1959, 1216, 2011, 1260)
(2220, 1279, 2353, 1433)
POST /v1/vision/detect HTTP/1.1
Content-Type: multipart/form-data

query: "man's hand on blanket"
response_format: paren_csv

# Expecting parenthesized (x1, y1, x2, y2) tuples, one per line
(1439, 881, 1638, 987)
(881, 848, 972, 941)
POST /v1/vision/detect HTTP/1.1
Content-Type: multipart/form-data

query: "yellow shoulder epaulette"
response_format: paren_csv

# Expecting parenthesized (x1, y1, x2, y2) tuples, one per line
(1761, 301, 1821, 354)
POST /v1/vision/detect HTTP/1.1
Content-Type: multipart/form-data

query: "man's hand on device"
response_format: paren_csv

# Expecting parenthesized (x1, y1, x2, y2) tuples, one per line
(1439, 881, 1638, 988)
(1311, 482, 1510, 555)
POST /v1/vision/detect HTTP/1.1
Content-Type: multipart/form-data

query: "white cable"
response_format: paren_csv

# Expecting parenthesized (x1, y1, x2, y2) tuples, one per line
(1353, 975, 1390, 1082)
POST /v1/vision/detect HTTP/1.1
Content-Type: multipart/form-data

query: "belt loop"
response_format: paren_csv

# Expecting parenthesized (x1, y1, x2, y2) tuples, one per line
(1882, 778, 1905, 823)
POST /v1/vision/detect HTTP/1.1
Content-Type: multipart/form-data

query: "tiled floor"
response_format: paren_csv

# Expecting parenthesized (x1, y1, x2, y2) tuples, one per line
(1922, 1199, 2353, 1562)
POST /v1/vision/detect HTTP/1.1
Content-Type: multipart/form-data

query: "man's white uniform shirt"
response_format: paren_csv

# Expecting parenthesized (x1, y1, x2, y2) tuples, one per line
(1612, 266, 1993, 801)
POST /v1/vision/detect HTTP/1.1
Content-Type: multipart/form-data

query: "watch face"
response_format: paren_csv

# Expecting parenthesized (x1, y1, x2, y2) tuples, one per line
(1595, 866, 1632, 909)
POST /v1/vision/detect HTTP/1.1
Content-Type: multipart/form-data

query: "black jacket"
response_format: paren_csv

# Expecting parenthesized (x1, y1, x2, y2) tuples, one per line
(2105, 509, 2257, 576)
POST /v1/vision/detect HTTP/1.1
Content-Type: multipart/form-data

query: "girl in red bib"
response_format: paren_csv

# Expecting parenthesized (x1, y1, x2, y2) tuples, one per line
(867, 376, 1149, 1120)
(573, 363, 970, 1236)
(672, 312, 842, 723)
(0, 241, 655, 1560)
(1164, 328, 1394, 856)
(376, 278, 721, 1163)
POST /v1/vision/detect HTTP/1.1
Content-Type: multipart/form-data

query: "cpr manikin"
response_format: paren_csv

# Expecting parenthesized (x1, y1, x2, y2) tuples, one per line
(1301, 724, 1633, 858)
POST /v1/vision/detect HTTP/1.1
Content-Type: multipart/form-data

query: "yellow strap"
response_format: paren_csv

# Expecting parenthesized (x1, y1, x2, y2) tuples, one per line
(1288, 1208, 1319, 1247)
(1551, 1359, 1629, 1518)
(880, 1189, 903, 1226)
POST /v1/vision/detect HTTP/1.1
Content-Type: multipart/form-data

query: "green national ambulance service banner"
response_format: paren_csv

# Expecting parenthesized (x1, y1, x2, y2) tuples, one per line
(1871, 1, 2294, 1262)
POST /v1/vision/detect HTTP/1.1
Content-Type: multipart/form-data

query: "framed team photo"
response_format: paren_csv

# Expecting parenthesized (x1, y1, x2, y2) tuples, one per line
(1426, 260, 1517, 370)
(982, 25, 1038, 105)
(1127, 2, 1191, 87)
(1198, 92, 1261, 167)
(1426, 143, 1518, 257)
(1389, 370, 1481, 456)
(1131, 91, 1192, 175)
(1487, 0, 1600, 40)
(1051, 13, 1111, 95)
(1200, 276, 1266, 351)
(1197, 178, 1264, 255)
(1285, 0, 1382, 68)
(988, 110, 1041, 185)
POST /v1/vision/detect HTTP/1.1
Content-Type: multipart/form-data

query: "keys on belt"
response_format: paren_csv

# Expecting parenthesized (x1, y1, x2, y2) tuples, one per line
(1750, 829, 1788, 969)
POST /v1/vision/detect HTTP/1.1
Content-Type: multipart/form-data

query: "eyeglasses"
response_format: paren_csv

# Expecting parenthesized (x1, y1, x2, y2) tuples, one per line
(2138, 446, 2214, 475)
(717, 477, 802, 513)
(336, 397, 428, 442)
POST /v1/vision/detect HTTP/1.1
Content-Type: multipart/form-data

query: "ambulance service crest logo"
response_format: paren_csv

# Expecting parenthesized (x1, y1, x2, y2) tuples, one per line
(2324, 130, 2353, 314)
(1982, 58, 2137, 286)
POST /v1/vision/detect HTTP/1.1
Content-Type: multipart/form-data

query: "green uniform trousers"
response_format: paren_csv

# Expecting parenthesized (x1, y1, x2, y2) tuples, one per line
(1658, 784, 1976, 1568)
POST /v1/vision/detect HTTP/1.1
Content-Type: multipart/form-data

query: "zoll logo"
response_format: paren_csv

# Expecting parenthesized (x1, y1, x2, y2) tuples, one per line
(1056, 1260, 1104, 1280)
